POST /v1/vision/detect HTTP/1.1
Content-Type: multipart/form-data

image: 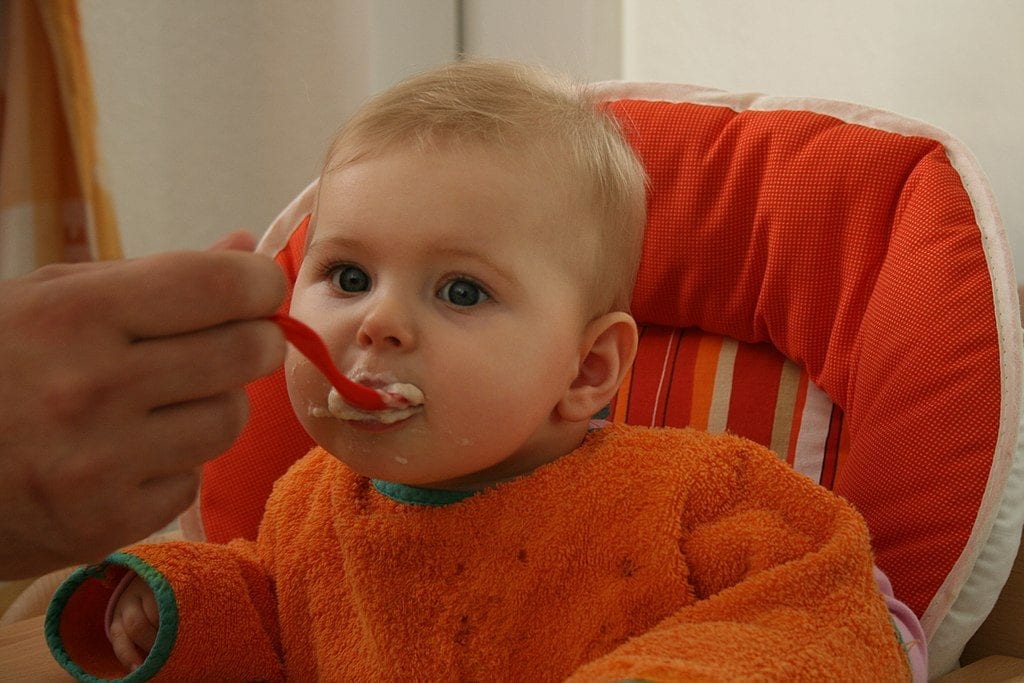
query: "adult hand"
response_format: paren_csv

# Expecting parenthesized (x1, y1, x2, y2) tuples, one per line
(0, 240, 286, 579)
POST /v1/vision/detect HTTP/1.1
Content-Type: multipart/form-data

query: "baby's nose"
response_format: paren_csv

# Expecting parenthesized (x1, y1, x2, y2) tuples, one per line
(356, 296, 415, 350)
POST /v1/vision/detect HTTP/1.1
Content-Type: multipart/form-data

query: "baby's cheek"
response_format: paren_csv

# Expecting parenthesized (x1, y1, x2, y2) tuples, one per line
(285, 358, 327, 419)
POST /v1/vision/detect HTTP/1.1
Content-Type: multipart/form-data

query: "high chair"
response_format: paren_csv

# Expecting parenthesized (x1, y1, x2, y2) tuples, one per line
(193, 82, 1023, 680)
(3, 81, 1020, 681)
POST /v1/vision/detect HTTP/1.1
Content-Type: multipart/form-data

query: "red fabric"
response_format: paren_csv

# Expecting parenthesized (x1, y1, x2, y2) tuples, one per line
(609, 99, 1000, 618)
(200, 98, 1002, 623)
(199, 217, 314, 543)
(725, 341, 786, 447)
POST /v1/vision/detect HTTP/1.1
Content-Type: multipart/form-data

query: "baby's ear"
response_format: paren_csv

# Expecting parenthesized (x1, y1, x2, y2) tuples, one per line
(556, 312, 638, 423)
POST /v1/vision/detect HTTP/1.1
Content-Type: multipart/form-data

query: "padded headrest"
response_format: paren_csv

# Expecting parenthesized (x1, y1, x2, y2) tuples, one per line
(605, 93, 1014, 625)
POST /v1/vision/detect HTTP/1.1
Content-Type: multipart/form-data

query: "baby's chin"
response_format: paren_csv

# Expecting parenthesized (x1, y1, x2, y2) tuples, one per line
(310, 383, 425, 424)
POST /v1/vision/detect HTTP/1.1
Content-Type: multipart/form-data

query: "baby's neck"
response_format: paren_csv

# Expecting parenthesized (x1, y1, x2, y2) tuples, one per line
(372, 420, 600, 502)
(399, 418, 594, 494)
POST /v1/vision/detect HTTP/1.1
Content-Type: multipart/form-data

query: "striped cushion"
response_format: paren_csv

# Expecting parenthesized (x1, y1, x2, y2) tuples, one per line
(611, 326, 847, 488)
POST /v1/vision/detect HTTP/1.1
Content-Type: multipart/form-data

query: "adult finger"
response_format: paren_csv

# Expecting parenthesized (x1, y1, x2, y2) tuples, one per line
(207, 229, 257, 252)
(136, 391, 251, 478)
(21, 259, 117, 284)
(124, 318, 284, 409)
(112, 470, 204, 547)
(102, 250, 286, 339)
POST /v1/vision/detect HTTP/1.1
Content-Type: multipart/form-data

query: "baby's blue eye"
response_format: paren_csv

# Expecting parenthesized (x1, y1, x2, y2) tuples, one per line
(330, 265, 370, 293)
(439, 278, 489, 307)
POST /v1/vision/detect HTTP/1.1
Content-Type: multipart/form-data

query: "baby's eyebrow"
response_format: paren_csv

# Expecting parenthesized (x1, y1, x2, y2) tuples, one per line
(431, 246, 516, 287)
(305, 234, 364, 257)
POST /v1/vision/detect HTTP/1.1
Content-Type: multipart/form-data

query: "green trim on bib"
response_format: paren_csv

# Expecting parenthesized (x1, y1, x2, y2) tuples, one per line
(372, 479, 478, 506)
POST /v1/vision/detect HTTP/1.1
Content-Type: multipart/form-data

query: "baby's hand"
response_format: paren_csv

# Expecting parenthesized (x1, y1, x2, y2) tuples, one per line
(109, 576, 159, 671)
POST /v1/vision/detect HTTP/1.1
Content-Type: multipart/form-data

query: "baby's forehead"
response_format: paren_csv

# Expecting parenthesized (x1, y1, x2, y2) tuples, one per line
(326, 137, 582, 209)
(315, 138, 601, 261)
(329, 131, 571, 175)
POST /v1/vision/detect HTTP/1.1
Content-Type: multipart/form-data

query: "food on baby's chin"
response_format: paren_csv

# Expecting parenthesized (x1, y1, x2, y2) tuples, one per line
(311, 383, 424, 424)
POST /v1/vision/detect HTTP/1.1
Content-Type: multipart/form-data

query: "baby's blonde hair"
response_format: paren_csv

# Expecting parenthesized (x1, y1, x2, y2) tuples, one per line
(321, 59, 647, 315)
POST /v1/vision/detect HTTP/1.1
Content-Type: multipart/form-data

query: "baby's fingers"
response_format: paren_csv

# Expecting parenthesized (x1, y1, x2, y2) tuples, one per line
(108, 617, 145, 671)
(123, 591, 159, 653)
(110, 591, 159, 669)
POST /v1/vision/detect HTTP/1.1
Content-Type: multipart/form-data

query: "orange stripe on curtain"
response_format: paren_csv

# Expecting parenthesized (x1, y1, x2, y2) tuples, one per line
(0, 0, 120, 277)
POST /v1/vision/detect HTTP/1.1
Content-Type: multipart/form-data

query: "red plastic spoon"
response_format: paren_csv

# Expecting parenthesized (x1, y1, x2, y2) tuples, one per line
(269, 313, 394, 411)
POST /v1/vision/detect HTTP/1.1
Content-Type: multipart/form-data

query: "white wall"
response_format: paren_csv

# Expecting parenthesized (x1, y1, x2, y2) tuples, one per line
(621, 0, 1024, 280)
(80, 1, 1022, 278)
(79, 0, 455, 257)
(462, 0, 622, 81)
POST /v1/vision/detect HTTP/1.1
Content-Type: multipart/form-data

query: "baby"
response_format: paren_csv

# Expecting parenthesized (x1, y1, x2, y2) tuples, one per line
(46, 60, 916, 681)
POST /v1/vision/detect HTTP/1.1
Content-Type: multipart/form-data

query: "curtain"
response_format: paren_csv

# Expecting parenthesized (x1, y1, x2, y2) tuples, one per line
(0, 0, 120, 278)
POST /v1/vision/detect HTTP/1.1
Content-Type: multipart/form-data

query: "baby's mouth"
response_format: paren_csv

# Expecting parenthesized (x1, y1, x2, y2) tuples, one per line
(376, 382, 425, 409)
(311, 381, 424, 424)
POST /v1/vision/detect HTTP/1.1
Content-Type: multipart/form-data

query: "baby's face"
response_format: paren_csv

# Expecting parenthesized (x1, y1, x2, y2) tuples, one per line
(286, 144, 592, 490)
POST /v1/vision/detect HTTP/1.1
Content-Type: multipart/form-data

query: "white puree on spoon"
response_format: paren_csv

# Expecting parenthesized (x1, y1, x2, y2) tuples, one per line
(311, 383, 425, 424)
